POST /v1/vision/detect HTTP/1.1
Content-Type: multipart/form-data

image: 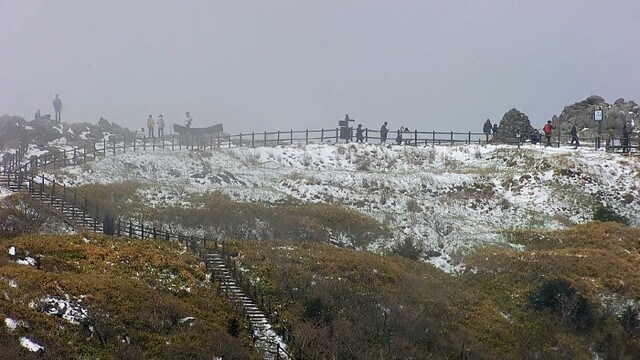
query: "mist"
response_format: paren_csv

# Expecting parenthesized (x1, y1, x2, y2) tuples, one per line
(1, 0, 638, 134)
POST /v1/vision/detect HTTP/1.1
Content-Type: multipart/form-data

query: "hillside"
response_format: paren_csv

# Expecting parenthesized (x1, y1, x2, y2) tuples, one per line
(39, 140, 640, 272)
(1, 104, 640, 358)
(0, 233, 257, 359)
(221, 222, 640, 359)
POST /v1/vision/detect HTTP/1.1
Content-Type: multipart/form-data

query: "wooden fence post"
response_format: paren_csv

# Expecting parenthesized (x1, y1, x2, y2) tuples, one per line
(264, 131, 267, 147)
(305, 129, 309, 145)
(277, 130, 280, 145)
(321, 128, 324, 143)
(290, 129, 293, 145)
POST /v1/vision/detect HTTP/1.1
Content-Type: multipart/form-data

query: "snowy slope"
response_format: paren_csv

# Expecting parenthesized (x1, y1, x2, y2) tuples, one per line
(32, 141, 638, 273)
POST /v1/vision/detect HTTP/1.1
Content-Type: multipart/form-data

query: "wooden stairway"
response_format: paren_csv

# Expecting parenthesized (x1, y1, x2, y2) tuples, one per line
(0, 173, 102, 232)
(203, 252, 290, 360)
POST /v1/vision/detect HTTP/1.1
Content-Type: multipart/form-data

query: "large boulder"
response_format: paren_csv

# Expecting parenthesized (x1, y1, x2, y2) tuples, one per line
(494, 109, 535, 143)
(555, 95, 639, 139)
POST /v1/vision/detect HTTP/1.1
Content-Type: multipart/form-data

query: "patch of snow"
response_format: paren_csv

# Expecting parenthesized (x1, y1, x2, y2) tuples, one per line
(9, 279, 18, 288)
(8, 246, 16, 256)
(51, 136, 68, 145)
(40, 294, 89, 325)
(178, 316, 196, 325)
(0, 187, 11, 199)
(16, 257, 37, 266)
(20, 337, 44, 352)
(5, 317, 18, 331)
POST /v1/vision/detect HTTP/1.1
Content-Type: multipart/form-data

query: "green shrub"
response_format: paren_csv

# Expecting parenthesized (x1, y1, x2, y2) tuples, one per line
(530, 278, 596, 332)
(392, 237, 424, 260)
(593, 205, 630, 225)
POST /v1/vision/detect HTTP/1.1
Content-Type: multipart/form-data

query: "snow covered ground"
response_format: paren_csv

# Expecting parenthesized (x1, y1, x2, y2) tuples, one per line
(10, 142, 640, 272)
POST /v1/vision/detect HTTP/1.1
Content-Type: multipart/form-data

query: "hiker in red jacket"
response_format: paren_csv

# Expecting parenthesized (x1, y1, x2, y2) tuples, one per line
(543, 120, 555, 147)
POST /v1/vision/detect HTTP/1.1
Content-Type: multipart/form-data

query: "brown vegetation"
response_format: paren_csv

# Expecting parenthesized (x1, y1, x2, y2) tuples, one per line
(0, 234, 257, 359)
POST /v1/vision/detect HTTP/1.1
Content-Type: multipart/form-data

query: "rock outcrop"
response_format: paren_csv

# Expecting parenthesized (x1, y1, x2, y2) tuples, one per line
(0, 115, 137, 151)
(494, 109, 534, 143)
(555, 95, 639, 139)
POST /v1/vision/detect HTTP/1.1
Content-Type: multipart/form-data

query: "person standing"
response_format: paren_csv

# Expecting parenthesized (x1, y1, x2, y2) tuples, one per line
(543, 120, 555, 147)
(396, 127, 404, 145)
(147, 115, 155, 138)
(492, 123, 498, 138)
(185, 111, 193, 128)
(157, 114, 165, 137)
(622, 123, 631, 153)
(570, 123, 580, 149)
(483, 119, 492, 142)
(380, 121, 389, 144)
(355, 124, 364, 143)
(53, 94, 63, 123)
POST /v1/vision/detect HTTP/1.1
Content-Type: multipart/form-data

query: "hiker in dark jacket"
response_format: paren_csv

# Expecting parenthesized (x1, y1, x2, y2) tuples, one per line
(355, 124, 364, 143)
(622, 123, 631, 153)
(570, 123, 579, 148)
(483, 119, 492, 142)
(53, 94, 63, 123)
(530, 129, 541, 145)
(492, 124, 498, 137)
(380, 122, 389, 144)
(396, 128, 403, 145)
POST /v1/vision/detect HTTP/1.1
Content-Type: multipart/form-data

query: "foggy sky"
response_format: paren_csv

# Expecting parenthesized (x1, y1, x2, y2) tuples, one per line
(1, 0, 638, 134)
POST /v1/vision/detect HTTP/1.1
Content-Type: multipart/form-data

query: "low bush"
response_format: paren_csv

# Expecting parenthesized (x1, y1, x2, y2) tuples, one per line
(0, 192, 64, 238)
(392, 236, 424, 260)
(592, 204, 630, 225)
(530, 278, 596, 332)
(0, 234, 255, 358)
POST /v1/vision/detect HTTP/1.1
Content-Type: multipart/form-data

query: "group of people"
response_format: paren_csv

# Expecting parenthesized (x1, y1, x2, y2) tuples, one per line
(34, 94, 63, 123)
(145, 114, 166, 138)
(483, 118, 580, 149)
(143, 111, 194, 138)
(351, 122, 414, 145)
(482, 119, 499, 142)
(372, 122, 411, 145)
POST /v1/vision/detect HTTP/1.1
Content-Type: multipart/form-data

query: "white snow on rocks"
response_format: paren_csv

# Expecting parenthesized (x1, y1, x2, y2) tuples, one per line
(20, 337, 44, 352)
(40, 295, 89, 325)
(20, 142, 640, 272)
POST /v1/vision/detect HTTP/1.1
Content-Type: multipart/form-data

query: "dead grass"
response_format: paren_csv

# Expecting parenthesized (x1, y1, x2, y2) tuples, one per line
(0, 233, 256, 359)
(222, 221, 640, 359)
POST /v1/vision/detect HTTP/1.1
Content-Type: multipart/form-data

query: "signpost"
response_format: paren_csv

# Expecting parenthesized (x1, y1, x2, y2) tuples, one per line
(339, 114, 355, 142)
(594, 107, 603, 149)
